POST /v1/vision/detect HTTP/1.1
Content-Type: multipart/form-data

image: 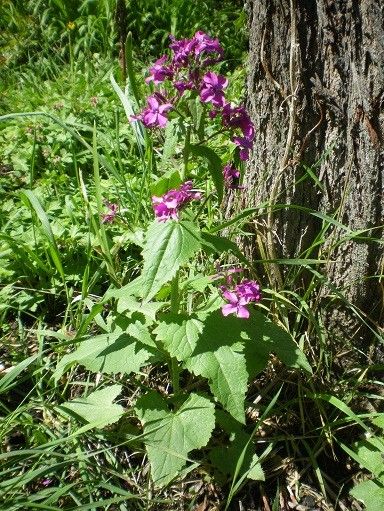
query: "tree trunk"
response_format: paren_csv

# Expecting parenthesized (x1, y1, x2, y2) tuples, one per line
(240, 0, 383, 351)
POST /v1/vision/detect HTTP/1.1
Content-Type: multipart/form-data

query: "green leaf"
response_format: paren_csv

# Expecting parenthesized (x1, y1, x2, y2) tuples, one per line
(54, 331, 156, 382)
(183, 274, 214, 293)
(155, 310, 310, 423)
(110, 72, 145, 156)
(141, 220, 201, 301)
(351, 480, 384, 511)
(135, 392, 215, 486)
(104, 277, 143, 301)
(188, 97, 205, 137)
(153, 307, 311, 425)
(186, 342, 247, 423)
(116, 294, 164, 321)
(113, 313, 158, 348)
(373, 415, 384, 430)
(247, 312, 312, 375)
(150, 170, 182, 197)
(161, 120, 182, 163)
(60, 385, 124, 428)
(154, 314, 204, 361)
(0, 354, 39, 395)
(200, 231, 250, 267)
(210, 411, 265, 481)
(352, 436, 384, 478)
(20, 190, 65, 279)
(190, 144, 223, 202)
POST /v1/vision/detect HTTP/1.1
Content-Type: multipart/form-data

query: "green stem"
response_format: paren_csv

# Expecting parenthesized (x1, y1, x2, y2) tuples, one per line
(170, 358, 180, 395)
(182, 125, 191, 181)
(169, 272, 180, 394)
(170, 271, 180, 314)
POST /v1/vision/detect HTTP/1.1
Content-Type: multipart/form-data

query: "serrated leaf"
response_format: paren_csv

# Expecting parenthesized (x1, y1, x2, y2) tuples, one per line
(351, 480, 384, 511)
(181, 310, 309, 421)
(183, 274, 214, 293)
(141, 220, 201, 301)
(352, 436, 384, 478)
(248, 456, 265, 481)
(188, 97, 204, 137)
(186, 342, 248, 423)
(54, 332, 156, 382)
(60, 385, 124, 428)
(112, 313, 158, 348)
(190, 144, 223, 202)
(135, 392, 215, 486)
(154, 314, 204, 361)
(372, 415, 384, 430)
(116, 294, 164, 321)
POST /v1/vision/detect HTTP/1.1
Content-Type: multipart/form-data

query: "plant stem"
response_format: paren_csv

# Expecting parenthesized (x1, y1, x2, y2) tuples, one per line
(170, 271, 180, 314)
(170, 272, 180, 394)
(182, 125, 191, 181)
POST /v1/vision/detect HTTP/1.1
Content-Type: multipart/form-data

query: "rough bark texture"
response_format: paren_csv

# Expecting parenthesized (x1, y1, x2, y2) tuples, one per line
(239, 0, 384, 349)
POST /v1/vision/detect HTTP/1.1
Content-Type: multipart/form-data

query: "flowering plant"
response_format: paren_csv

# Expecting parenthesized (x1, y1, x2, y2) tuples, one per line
(56, 32, 311, 489)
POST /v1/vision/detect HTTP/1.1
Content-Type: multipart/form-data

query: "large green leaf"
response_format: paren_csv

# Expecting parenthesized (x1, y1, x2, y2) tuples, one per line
(351, 480, 384, 511)
(186, 342, 248, 424)
(60, 385, 124, 428)
(54, 331, 156, 382)
(155, 310, 310, 423)
(154, 314, 204, 361)
(135, 392, 215, 486)
(141, 220, 201, 301)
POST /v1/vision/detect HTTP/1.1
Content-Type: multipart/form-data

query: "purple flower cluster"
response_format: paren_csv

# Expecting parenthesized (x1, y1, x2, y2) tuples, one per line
(133, 32, 256, 221)
(220, 279, 261, 319)
(152, 181, 201, 222)
(131, 32, 233, 130)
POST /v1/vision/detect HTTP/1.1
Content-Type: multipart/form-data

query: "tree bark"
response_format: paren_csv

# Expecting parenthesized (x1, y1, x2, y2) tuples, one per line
(240, 0, 384, 351)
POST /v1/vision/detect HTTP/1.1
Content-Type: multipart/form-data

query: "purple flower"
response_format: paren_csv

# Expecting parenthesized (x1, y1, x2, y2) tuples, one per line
(221, 289, 251, 319)
(41, 478, 53, 487)
(173, 80, 195, 94)
(132, 95, 173, 128)
(169, 36, 195, 67)
(193, 31, 223, 61)
(223, 163, 242, 189)
(220, 279, 261, 318)
(146, 55, 174, 85)
(169, 32, 223, 69)
(102, 202, 118, 223)
(152, 181, 201, 222)
(200, 72, 228, 107)
(222, 103, 254, 139)
(232, 135, 253, 161)
(236, 280, 262, 302)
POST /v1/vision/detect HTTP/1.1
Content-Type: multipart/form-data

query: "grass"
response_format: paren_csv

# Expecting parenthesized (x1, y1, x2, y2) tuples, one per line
(1, 1, 383, 510)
